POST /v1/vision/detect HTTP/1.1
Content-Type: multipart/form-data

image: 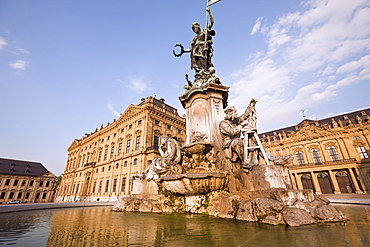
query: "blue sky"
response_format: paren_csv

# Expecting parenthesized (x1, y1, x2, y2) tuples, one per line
(1, 0, 369, 176)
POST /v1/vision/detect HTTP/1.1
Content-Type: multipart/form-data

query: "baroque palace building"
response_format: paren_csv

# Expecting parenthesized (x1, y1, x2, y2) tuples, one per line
(56, 97, 186, 202)
(260, 108, 370, 194)
(0, 158, 57, 204)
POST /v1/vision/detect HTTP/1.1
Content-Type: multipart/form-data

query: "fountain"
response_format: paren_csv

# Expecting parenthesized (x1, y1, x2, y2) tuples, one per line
(113, 1, 345, 226)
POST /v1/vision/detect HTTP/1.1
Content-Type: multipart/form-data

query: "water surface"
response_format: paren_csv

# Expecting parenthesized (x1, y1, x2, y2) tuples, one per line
(0, 205, 369, 246)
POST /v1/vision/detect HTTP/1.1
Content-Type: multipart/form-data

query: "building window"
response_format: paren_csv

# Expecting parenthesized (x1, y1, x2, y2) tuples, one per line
(98, 151, 102, 162)
(29, 180, 34, 186)
(110, 146, 115, 159)
(115, 163, 119, 169)
(121, 128, 124, 133)
(124, 161, 128, 167)
(121, 178, 126, 193)
(353, 136, 361, 140)
(36, 193, 40, 199)
(96, 168, 99, 173)
(102, 167, 105, 172)
(129, 124, 133, 129)
(154, 120, 160, 125)
(328, 146, 340, 161)
(98, 181, 103, 193)
(0, 192, 6, 199)
(177, 129, 182, 134)
(114, 133, 116, 137)
(108, 165, 111, 171)
(154, 136, 159, 150)
(137, 120, 142, 125)
(104, 148, 108, 161)
(25, 193, 30, 199)
(46, 181, 50, 188)
(167, 124, 172, 130)
(42, 193, 47, 199)
(357, 146, 369, 159)
(311, 148, 322, 165)
(113, 178, 117, 193)
(5, 179, 10, 186)
(136, 136, 141, 150)
(39, 181, 44, 187)
(296, 151, 306, 166)
(92, 182, 96, 193)
(133, 159, 138, 166)
(105, 180, 109, 193)
(21, 180, 26, 186)
(9, 192, 14, 199)
(13, 180, 19, 186)
(126, 139, 131, 153)
(17, 192, 22, 199)
(118, 142, 123, 156)
(107, 136, 110, 140)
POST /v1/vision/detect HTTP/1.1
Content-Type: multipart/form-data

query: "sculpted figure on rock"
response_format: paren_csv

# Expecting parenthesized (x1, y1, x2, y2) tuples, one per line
(219, 98, 293, 170)
(135, 136, 183, 180)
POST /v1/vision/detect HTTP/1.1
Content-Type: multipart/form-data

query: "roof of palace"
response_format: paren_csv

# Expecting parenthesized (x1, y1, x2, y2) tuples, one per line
(260, 107, 370, 138)
(0, 158, 53, 177)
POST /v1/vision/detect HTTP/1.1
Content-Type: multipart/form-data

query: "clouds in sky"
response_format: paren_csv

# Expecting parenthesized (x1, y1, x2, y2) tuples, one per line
(228, 0, 370, 131)
(1, 36, 29, 70)
(107, 102, 120, 117)
(117, 78, 149, 94)
(10, 60, 27, 70)
(0, 37, 6, 49)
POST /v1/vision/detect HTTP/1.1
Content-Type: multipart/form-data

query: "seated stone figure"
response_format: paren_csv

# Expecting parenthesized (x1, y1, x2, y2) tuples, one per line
(135, 136, 183, 180)
(219, 99, 293, 170)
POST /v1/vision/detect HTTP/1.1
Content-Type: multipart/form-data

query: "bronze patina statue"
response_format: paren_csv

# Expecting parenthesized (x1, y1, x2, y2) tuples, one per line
(174, 7, 215, 74)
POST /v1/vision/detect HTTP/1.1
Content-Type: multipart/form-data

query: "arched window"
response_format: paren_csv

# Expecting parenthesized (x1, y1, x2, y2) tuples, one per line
(133, 159, 138, 166)
(328, 146, 340, 161)
(124, 161, 128, 167)
(311, 148, 322, 165)
(295, 151, 306, 166)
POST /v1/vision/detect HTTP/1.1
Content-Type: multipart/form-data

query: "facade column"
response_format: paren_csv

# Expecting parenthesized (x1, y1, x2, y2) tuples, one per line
(295, 173, 303, 190)
(354, 167, 368, 193)
(310, 172, 322, 194)
(328, 170, 341, 194)
(348, 168, 363, 193)
(290, 173, 298, 190)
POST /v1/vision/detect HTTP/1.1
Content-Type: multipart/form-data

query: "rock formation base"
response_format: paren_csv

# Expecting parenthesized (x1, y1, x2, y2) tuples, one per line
(112, 189, 345, 227)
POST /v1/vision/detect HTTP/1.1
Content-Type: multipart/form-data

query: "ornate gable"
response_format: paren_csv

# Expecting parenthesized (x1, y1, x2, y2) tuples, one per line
(67, 139, 80, 151)
(288, 121, 332, 142)
(120, 105, 144, 120)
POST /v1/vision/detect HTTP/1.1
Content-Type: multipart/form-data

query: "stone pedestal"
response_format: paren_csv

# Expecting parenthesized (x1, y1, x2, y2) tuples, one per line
(179, 83, 229, 150)
(229, 165, 292, 193)
(132, 179, 159, 195)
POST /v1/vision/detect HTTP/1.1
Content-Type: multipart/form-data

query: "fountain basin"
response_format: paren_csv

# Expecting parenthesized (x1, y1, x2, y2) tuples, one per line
(157, 172, 228, 196)
(181, 142, 213, 155)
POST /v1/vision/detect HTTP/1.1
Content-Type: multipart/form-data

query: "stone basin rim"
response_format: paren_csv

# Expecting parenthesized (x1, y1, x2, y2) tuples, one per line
(157, 172, 228, 182)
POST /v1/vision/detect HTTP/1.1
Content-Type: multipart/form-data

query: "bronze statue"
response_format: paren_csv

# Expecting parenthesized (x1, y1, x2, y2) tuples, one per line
(174, 7, 215, 74)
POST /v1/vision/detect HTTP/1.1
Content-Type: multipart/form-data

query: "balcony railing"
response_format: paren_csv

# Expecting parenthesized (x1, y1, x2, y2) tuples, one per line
(83, 162, 96, 167)
(294, 158, 356, 167)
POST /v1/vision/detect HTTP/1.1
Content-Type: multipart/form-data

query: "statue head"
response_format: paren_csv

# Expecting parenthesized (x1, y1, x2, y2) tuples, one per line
(224, 106, 237, 120)
(192, 22, 201, 33)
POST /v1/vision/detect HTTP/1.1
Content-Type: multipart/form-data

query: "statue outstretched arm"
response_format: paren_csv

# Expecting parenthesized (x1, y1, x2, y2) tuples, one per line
(207, 7, 214, 29)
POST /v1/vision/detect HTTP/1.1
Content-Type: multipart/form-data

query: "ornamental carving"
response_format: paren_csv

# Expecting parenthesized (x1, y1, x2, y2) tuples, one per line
(288, 121, 332, 142)
(126, 133, 132, 138)
(135, 130, 142, 135)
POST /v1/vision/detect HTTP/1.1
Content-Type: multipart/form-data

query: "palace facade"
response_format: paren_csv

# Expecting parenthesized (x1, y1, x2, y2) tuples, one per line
(260, 108, 370, 194)
(56, 97, 186, 202)
(0, 158, 57, 204)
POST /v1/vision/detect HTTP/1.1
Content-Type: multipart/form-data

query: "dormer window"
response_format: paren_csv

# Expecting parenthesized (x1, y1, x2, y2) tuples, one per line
(343, 115, 349, 120)
(360, 111, 367, 116)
